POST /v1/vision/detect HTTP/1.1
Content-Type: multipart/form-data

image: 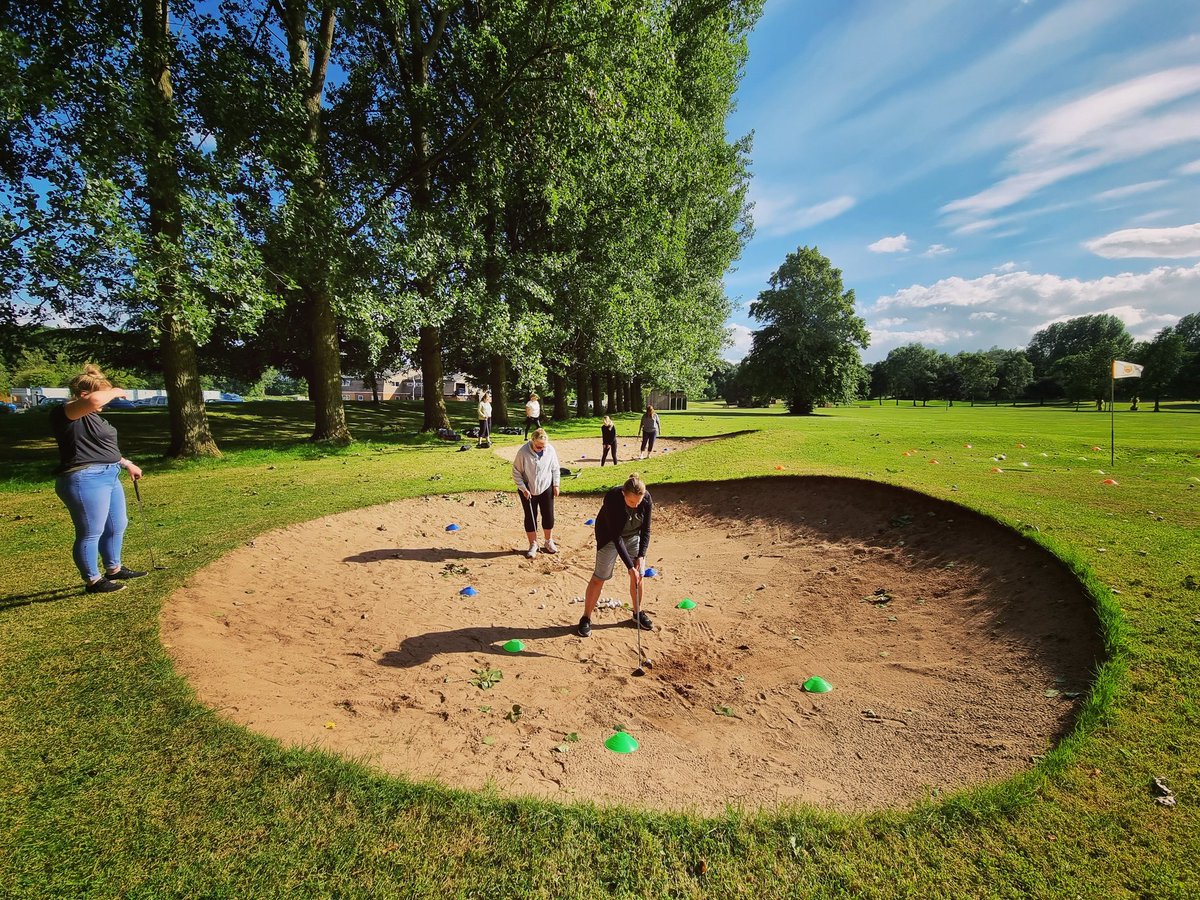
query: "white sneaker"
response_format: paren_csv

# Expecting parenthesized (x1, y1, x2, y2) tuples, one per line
(544, 540, 558, 554)
(525, 545, 538, 559)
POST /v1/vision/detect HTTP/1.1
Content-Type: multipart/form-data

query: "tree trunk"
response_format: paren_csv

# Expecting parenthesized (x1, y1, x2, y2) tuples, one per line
(370, 371, 380, 405)
(490, 354, 509, 425)
(307, 284, 350, 442)
(590, 373, 602, 421)
(574, 372, 588, 417)
(631, 377, 643, 412)
(605, 373, 615, 414)
(419, 324, 450, 431)
(143, 0, 219, 458)
(552, 373, 569, 420)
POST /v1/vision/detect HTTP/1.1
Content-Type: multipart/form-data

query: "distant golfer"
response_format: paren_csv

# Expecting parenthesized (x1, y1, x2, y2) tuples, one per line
(577, 473, 652, 637)
(512, 427, 560, 558)
(477, 391, 492, 448)
(523, 392, 541, 439)
(637, 405, 661, 458)
(600, 415, 618, 466)
(51, 365, 147, 594)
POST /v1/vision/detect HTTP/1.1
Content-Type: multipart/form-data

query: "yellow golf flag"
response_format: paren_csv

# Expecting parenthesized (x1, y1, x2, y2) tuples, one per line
(1113, 360, 1144, 379)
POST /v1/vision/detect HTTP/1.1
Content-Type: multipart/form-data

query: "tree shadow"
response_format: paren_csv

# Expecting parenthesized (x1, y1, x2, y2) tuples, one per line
(344, 547, 517, 564)
(378, 621, 628, 668)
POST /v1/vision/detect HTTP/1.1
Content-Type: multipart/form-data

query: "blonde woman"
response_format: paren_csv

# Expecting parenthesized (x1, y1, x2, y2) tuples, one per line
(477, 391, 492, 447)
(523, 392, 541, 439)
(51, 365, 146, 593)
(637, 405, 662, 458)
(600, 415, 618, 466)
(577, 473, 653, 637)
(511, 427, 560, 558)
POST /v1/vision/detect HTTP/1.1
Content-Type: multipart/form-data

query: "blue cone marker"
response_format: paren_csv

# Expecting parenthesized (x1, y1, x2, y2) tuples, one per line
(644, 567, 656, 577)
(460, 586, 478, 597)
(445, 523, 460, 532)
(585, 518, 595, 525)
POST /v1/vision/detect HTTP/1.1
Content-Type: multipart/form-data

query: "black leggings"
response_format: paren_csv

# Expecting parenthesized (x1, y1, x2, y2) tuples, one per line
(601, 443, 618, 465)
(478, 418, 491, 442)
(524, 416, 540, 439)
(520, 487, 555, 532)
(640, 431, 657, 453)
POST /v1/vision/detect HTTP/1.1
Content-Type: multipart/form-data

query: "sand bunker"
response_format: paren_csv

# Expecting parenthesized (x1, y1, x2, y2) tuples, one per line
(162, 477, 1101, 813)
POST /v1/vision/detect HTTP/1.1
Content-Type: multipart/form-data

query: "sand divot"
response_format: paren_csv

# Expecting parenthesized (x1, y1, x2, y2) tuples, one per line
(161, 476, 1101, 813)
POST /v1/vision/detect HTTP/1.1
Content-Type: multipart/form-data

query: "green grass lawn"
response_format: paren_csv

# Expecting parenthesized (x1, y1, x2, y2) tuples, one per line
(2, 399, 1198, 898)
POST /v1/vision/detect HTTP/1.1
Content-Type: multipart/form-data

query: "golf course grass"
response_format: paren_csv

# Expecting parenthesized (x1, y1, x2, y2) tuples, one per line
(2, 399, 1197, 898)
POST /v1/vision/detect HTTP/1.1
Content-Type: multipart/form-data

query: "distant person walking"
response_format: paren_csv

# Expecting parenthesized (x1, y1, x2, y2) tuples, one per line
(512, 428, 560, 559)
(637, 405, 661, 458)
(600, 415, 618, 466)
(576, 473, 653, 637)
(524, 392, 541, 439)
(51, 365, 147, 594)
(477, 391, 492, 447)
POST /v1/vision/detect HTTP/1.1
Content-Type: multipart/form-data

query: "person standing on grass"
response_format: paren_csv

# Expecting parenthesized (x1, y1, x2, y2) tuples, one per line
(51, 365, 147, 594)
(512, 427, 560, 559)
(577, 473, 653, 637)
(600, 415, 618, 466)
(523, 392, 541, 439)
(637, 405, 662, 458)
(477, 391, 492, 448)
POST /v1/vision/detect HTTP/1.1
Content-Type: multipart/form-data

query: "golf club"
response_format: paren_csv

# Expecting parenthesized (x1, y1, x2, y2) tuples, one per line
(633, 573, 652, 676)
(132, 478, 166, 570)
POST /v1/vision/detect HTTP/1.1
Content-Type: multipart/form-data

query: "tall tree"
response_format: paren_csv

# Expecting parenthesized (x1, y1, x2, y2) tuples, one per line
(1135, 326, 1184, 411)
(744, 246, 868, 415)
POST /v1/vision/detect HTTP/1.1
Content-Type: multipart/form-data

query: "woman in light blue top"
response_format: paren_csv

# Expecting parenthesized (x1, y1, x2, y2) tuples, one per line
(511, 428, 560, 558)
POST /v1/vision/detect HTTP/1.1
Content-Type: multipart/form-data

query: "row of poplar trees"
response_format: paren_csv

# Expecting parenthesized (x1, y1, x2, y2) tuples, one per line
(3, 0, 760, 455)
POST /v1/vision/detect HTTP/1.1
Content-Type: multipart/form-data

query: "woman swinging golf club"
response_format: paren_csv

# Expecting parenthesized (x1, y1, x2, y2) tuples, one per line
(577, 473, 653, 637)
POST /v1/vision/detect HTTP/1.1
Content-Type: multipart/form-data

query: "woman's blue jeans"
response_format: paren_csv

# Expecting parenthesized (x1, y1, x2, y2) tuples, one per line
(55, 463, 127, 582)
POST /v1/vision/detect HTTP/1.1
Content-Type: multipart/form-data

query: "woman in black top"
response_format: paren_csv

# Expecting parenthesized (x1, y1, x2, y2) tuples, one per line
(600, 415, 618, 466)
(52, 365, 146, 594)
(576, 473, 653, 637)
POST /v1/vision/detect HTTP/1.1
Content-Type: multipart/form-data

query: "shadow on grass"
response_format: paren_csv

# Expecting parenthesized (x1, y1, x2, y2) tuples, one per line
(0, 585, 79, 612)
(378, 622, 629, 667)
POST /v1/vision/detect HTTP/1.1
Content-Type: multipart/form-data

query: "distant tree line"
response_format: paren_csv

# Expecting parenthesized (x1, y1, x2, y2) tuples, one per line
(3, 0, 762, 454)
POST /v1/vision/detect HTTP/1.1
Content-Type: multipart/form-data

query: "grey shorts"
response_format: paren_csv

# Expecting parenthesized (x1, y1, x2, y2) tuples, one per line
(593, 535, 640, 581)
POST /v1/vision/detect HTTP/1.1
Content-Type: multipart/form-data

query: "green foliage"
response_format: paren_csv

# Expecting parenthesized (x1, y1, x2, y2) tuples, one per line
(744, 246, 869, 414)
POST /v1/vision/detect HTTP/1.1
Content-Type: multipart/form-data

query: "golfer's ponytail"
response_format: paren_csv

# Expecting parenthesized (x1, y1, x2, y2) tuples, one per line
(622, 473, 646, 496)
(69, 364, 113, 396)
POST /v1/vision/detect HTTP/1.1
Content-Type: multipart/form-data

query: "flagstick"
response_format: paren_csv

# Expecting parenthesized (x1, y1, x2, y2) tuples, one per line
(1110, 364, 1115, 467)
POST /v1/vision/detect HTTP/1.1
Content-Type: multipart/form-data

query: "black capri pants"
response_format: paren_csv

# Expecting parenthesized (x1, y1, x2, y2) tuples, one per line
(640, 430, 657, 453)
(520, 487, 555, 532)
(479, 417, 491, 441)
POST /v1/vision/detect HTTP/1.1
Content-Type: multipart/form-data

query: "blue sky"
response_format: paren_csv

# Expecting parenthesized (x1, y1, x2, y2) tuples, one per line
(722, 0, 1200, 363)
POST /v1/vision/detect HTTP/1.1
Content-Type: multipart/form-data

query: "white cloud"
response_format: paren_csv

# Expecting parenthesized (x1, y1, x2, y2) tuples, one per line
(724, 323, 754, 362)
(1179, 159, 1200, 175)
(923, 244, 954, 257)
(868, 233, 910, 253)
(876, 317, 908, 327)
(1094, 180, 1169, 201)
(864, 261, 1200, 360)
(941, 66, 1200, 225)
(1128, 209, 1177, 225)
(1084, 223, 1200, 258)
(994, 261, 1018, 273)
(749, 188, 856, 237)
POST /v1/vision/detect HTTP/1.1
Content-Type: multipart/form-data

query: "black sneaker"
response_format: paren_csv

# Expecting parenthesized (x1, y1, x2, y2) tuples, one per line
(106, 566, 147, 580)
(577, 616, 592, 638)
(632, 610, 653, 630)
(85, 578, 126, 594)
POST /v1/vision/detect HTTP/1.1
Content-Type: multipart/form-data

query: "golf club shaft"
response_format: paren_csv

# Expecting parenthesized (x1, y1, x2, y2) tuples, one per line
(635, 575, 644, 663)
(133, 479, 158, 570)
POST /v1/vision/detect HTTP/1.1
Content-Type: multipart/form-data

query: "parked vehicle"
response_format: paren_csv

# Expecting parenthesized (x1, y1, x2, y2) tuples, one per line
(104, 398, 137, 410)
(0, 402, 17, 414)
(214, 392, 244, 403)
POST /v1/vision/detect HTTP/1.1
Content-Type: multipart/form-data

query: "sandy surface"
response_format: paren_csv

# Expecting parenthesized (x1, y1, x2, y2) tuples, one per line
(161, 476, 1102, 814)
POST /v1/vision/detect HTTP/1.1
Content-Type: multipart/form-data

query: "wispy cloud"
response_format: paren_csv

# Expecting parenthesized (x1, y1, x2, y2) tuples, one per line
(994, 261, 1018, 273)
(1084, 223, 1200, 258)
(868, 233, 910, 253)
(1178, 159, 1200, 175)
(1094, 180, 1169, 201)
(923, 244, 954, 257)
(749, 188, 856, 237)
(941, 65, 1200, 225)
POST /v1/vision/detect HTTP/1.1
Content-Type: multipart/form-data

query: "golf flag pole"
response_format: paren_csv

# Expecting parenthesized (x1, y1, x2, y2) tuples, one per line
(1111, 360, 1145, 466)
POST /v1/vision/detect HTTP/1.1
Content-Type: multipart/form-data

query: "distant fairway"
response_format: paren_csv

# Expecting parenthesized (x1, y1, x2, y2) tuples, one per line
(2, 400, 1197, 898)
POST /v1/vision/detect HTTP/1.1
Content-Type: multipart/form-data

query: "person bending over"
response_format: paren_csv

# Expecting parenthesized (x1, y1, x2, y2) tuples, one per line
(577, 473, 653, 637)
(51, 365, 147, 594)
(512, 427, 560, 558)
(600, 415, 618, 466)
